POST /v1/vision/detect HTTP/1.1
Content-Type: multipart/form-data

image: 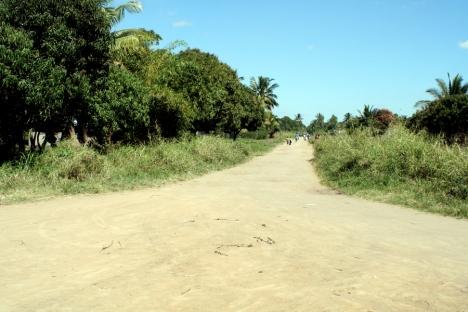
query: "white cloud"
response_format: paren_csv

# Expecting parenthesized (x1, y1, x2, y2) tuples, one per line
(459, 40, 468, 49)
(172, 20, 192, 28)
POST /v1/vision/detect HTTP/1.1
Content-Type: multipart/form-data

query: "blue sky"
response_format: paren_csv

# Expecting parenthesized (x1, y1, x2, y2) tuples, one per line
(115, 0, 468, 123)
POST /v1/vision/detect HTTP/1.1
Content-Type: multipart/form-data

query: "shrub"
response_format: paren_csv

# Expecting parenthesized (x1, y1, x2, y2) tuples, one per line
(36, 141, 105, 181)
(374, 109, 395, 132)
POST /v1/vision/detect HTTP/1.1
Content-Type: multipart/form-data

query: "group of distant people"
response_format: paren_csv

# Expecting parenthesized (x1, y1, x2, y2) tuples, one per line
(286, 133, 311, 145)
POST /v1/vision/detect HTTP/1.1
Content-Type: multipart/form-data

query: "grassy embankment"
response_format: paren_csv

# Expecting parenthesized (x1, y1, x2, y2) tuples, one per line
(0, 135, 284, 204)
(313, 125, 468, 218)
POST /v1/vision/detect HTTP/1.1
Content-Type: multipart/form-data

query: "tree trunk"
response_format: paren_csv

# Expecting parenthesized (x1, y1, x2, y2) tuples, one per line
(78, 126, 89, 144)
(106, 132, 112, 146)
(29, 130, 37, 151)
(18, 131, 26, 153)
(65, 125, 80, 146)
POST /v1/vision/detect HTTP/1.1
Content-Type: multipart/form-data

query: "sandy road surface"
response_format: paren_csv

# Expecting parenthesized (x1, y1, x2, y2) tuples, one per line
(1, 140, 467, 312)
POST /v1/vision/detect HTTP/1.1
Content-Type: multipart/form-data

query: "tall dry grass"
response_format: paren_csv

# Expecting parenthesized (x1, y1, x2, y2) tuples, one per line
(314, 125, 468, 217)
(0, 136, 281, 204)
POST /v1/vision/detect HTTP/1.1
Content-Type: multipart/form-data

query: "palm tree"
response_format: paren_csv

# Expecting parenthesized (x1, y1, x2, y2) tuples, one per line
(113, 28, 161, 54)
(416, 73, 468, 108)
(103, 0, 142, 25)
(358, 105, 377, 127)
(103, 0, 161, 56)
(343, 113, 352, 122)
(294, 113, 304, 130)
(249, 76, 279, 110)
(263, 111, 280, 138)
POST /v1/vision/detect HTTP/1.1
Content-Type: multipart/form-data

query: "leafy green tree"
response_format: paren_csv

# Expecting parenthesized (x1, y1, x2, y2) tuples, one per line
(358, 105, 377, 127)
(103, 0, 161, 65)
(152, 48, 256, 136)
(148, 86, 193, 138)
(409, 95, 468, 143)
(0, 0, 112, 152)
(263, 112, 281, 138)
(343, 113, 352, 123)
(92, 66, 150, 144)
(217, 102, 243, 139)
(279, 116, 300, 131)
(0, 24, 67, 157)
(239, 85, 264, 131)
(307, 113, 326, 134)
(416, 74, 468, 108)
(294, 113, 305, 130)
(326, 115, 338, 132)
(249, 76, 279, 110)
(341, 113, 359, 133)
(217, 81, 263, 139)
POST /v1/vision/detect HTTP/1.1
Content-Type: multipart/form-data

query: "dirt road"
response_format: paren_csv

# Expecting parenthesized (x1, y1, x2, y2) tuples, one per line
(1, 141, 467, 311)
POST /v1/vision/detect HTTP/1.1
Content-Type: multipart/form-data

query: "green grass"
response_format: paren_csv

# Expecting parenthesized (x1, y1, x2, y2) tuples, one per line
(0, 135, 283, 204)
(313, 125, 468, 218)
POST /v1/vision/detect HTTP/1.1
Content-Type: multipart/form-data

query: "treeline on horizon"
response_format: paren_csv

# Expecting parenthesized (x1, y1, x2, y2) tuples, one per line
(302, 73, 468, 143)
(0, 0, 284, 161)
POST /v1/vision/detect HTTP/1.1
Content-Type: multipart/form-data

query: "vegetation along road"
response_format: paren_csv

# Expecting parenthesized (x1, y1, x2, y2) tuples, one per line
(1, 141, 467, 312)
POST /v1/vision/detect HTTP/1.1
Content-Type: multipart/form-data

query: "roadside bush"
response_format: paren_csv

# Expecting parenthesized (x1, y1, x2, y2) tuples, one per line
(36, 141, 105, 181)
(314, 125, 468, 217)
(374, 109, 395, 133)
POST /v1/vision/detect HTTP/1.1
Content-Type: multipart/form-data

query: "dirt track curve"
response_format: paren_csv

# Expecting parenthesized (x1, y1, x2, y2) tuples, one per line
(1, 140, 467, 311)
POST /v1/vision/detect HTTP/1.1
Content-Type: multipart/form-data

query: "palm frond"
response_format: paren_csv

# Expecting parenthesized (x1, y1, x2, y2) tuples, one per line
(450, 74, 465, 94)
(415, 100, 431, 108)
(113, 28, 161, 53)
(461, 82, 468, 94)
(269, 82, 279, 90)
(249, 76, 279, 110)
(435, 78, 449, 97)
(163, 40, 188, 51)
(426, 88, 442, 99)
(104, 0, 142, 25)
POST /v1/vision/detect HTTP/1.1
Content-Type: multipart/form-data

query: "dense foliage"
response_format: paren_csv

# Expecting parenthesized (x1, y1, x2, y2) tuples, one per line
(278, 116, 305, 132)
(0, 0, 279, 160)
(409, 95, 468, 143)
(409, 74, 468, 143)
(307, 113, 342, 134)
(152, 49, 264, 138)
(0, 23, 66, 156)
(0, 0, 112, 157)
